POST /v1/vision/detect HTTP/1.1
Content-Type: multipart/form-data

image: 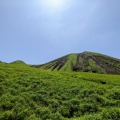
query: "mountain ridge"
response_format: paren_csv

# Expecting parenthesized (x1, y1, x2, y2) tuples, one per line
(34, 51, 120, 74)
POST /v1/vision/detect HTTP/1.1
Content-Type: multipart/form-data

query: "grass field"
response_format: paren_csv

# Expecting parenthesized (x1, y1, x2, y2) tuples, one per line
(0, 62, 120, 120)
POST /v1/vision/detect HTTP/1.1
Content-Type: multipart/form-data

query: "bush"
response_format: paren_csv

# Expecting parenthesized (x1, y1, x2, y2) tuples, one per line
(107, 90, 120, 100)
(49, 112, 63, 120)
(101, 108, 120, 120)
(82, 114, 102, 120)
(60, 106, 71, 118)
(80, 103, 98, 115)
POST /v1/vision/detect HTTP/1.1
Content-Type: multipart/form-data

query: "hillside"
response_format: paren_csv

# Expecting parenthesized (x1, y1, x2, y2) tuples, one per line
(10, 60, 26, 65)
(36, 51, 120, 74)
(0, 62, 120, 120)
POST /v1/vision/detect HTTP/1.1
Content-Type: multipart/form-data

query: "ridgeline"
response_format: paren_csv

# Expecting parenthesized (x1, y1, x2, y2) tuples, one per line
(34, 51, 120, 74)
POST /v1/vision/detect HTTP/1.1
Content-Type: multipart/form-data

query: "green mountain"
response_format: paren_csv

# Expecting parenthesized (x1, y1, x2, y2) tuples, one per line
(0, 61, 120, 120)
(36, 51, 120, 74)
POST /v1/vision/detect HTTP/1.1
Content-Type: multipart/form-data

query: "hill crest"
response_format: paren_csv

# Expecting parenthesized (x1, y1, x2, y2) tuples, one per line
(10, 60, 26, 65)
(36, 51, 120, 74)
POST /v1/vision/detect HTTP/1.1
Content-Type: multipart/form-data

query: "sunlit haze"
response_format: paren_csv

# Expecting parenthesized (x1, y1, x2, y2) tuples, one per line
(41, 0, 65, 9)
(40, 0, 69, 14)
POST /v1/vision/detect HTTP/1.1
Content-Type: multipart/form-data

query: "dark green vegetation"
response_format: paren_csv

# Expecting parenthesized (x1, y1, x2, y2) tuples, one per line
(0, 61, 120, 120)
(36, 51, 120, 74)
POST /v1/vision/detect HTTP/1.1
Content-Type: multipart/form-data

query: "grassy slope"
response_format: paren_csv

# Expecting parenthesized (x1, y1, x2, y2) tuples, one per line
(38, 54, 77, 71)
(0, 62, 120, 120)
(37, 52, 120, 74)
(59, 54, 77, 71)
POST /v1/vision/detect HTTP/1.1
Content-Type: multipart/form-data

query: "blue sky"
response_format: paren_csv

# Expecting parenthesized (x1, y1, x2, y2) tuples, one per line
(0, 0, 120, 64)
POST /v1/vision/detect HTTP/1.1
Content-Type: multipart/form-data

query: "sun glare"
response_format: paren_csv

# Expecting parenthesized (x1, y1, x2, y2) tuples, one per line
(47, 0, 64, 9)
(40, 0, 67, 13)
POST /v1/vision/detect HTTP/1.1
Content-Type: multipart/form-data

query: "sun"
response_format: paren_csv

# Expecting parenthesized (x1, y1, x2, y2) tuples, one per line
(47, 0, 64, 9)
(40, 0, 67, 13)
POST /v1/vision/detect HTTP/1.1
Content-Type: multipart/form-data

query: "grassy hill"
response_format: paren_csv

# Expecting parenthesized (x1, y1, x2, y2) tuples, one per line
(0, 62, 120, 120)
(36, 51, 120, 74)
(10, 60, 26, 65)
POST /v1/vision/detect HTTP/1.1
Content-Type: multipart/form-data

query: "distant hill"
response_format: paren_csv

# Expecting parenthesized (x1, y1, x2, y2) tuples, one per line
(10, 60, 26, 65)
(35, 51, 120, 74)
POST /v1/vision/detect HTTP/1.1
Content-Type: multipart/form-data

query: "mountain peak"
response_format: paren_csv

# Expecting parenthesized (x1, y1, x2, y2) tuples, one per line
(36, 51, 120, 74)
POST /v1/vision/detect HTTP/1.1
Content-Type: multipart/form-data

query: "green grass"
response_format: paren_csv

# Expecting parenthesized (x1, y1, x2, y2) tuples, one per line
(0, 62, 120, 120)
(60, 54, 77, 71)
